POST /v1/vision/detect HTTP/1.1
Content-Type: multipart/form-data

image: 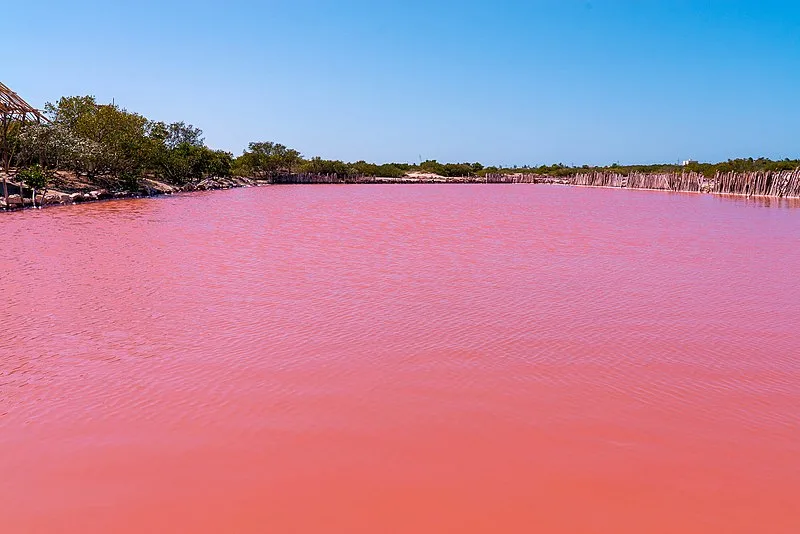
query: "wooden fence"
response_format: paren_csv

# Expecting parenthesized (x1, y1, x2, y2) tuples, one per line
(713, 169, 800, 197)
(269, 169, 800, 198)
(564, 171, 705, 192)
(560, 169, 800, 198)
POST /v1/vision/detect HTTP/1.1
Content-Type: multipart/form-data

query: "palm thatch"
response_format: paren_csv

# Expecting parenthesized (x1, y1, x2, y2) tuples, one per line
(1, 81, 48, 204)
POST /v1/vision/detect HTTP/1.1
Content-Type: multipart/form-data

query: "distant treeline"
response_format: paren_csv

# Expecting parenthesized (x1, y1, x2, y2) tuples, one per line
(520, 159, 800, 179)
(3, 95, 798, 194)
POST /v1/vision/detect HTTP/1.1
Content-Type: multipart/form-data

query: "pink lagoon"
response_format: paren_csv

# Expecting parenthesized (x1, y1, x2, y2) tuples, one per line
(1, 184, 799, 533)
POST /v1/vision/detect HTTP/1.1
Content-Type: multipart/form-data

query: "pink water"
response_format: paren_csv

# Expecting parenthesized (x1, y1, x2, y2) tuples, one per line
(1, 185, 799, 533)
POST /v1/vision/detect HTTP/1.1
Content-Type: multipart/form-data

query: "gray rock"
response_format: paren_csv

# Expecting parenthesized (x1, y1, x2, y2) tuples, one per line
(43, 192, 70, 204)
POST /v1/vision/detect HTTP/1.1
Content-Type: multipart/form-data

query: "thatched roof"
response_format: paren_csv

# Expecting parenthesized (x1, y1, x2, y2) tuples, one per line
(0, 81, 47, 123)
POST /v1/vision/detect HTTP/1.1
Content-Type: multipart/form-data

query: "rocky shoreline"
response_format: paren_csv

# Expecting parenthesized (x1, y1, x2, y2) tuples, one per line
(1, 175, 269, 211)
(4, 168, 800, 211)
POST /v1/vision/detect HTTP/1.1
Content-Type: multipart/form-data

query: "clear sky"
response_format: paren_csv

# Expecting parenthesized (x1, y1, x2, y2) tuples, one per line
(5, 1, 799, 165)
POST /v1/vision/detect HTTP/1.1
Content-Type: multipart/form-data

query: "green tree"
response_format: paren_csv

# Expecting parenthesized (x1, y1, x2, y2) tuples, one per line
(18, 164, 48, 208)
(299, 156, 350, 175)
(45, 96, 150, 187)
(205, 150, 233, 178)
(237, 142, 303, 178)
(145, 122, 232, 186)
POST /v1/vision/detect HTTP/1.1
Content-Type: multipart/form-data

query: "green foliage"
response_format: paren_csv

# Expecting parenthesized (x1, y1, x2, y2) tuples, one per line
(298, 156, 350, 175)
(206, 150, 234, 178)
(18, 164, 48, 190)
(12, 94, 799, 191)
(349, 160, 405, 178)
(146, 122, 232, 185)
(236, 141, 302, 178)
(684, 157, 800, 177)
(417, 160, 482, 177)
(0, 121, 23, 171)
(15, 97, 235, 190)
(41, 95, 151, 184)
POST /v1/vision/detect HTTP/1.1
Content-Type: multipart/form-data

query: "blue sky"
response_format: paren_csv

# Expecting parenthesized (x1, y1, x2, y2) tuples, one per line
(6, 1, 799, 165)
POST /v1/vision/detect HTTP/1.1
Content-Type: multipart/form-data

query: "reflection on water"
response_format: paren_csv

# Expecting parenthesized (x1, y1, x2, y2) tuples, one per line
(1, 185, 799, 533)
(713, 193, 800, 209)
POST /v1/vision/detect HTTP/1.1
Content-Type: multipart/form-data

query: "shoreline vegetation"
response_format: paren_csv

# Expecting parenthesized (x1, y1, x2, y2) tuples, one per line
(2, 95, 799, 210)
